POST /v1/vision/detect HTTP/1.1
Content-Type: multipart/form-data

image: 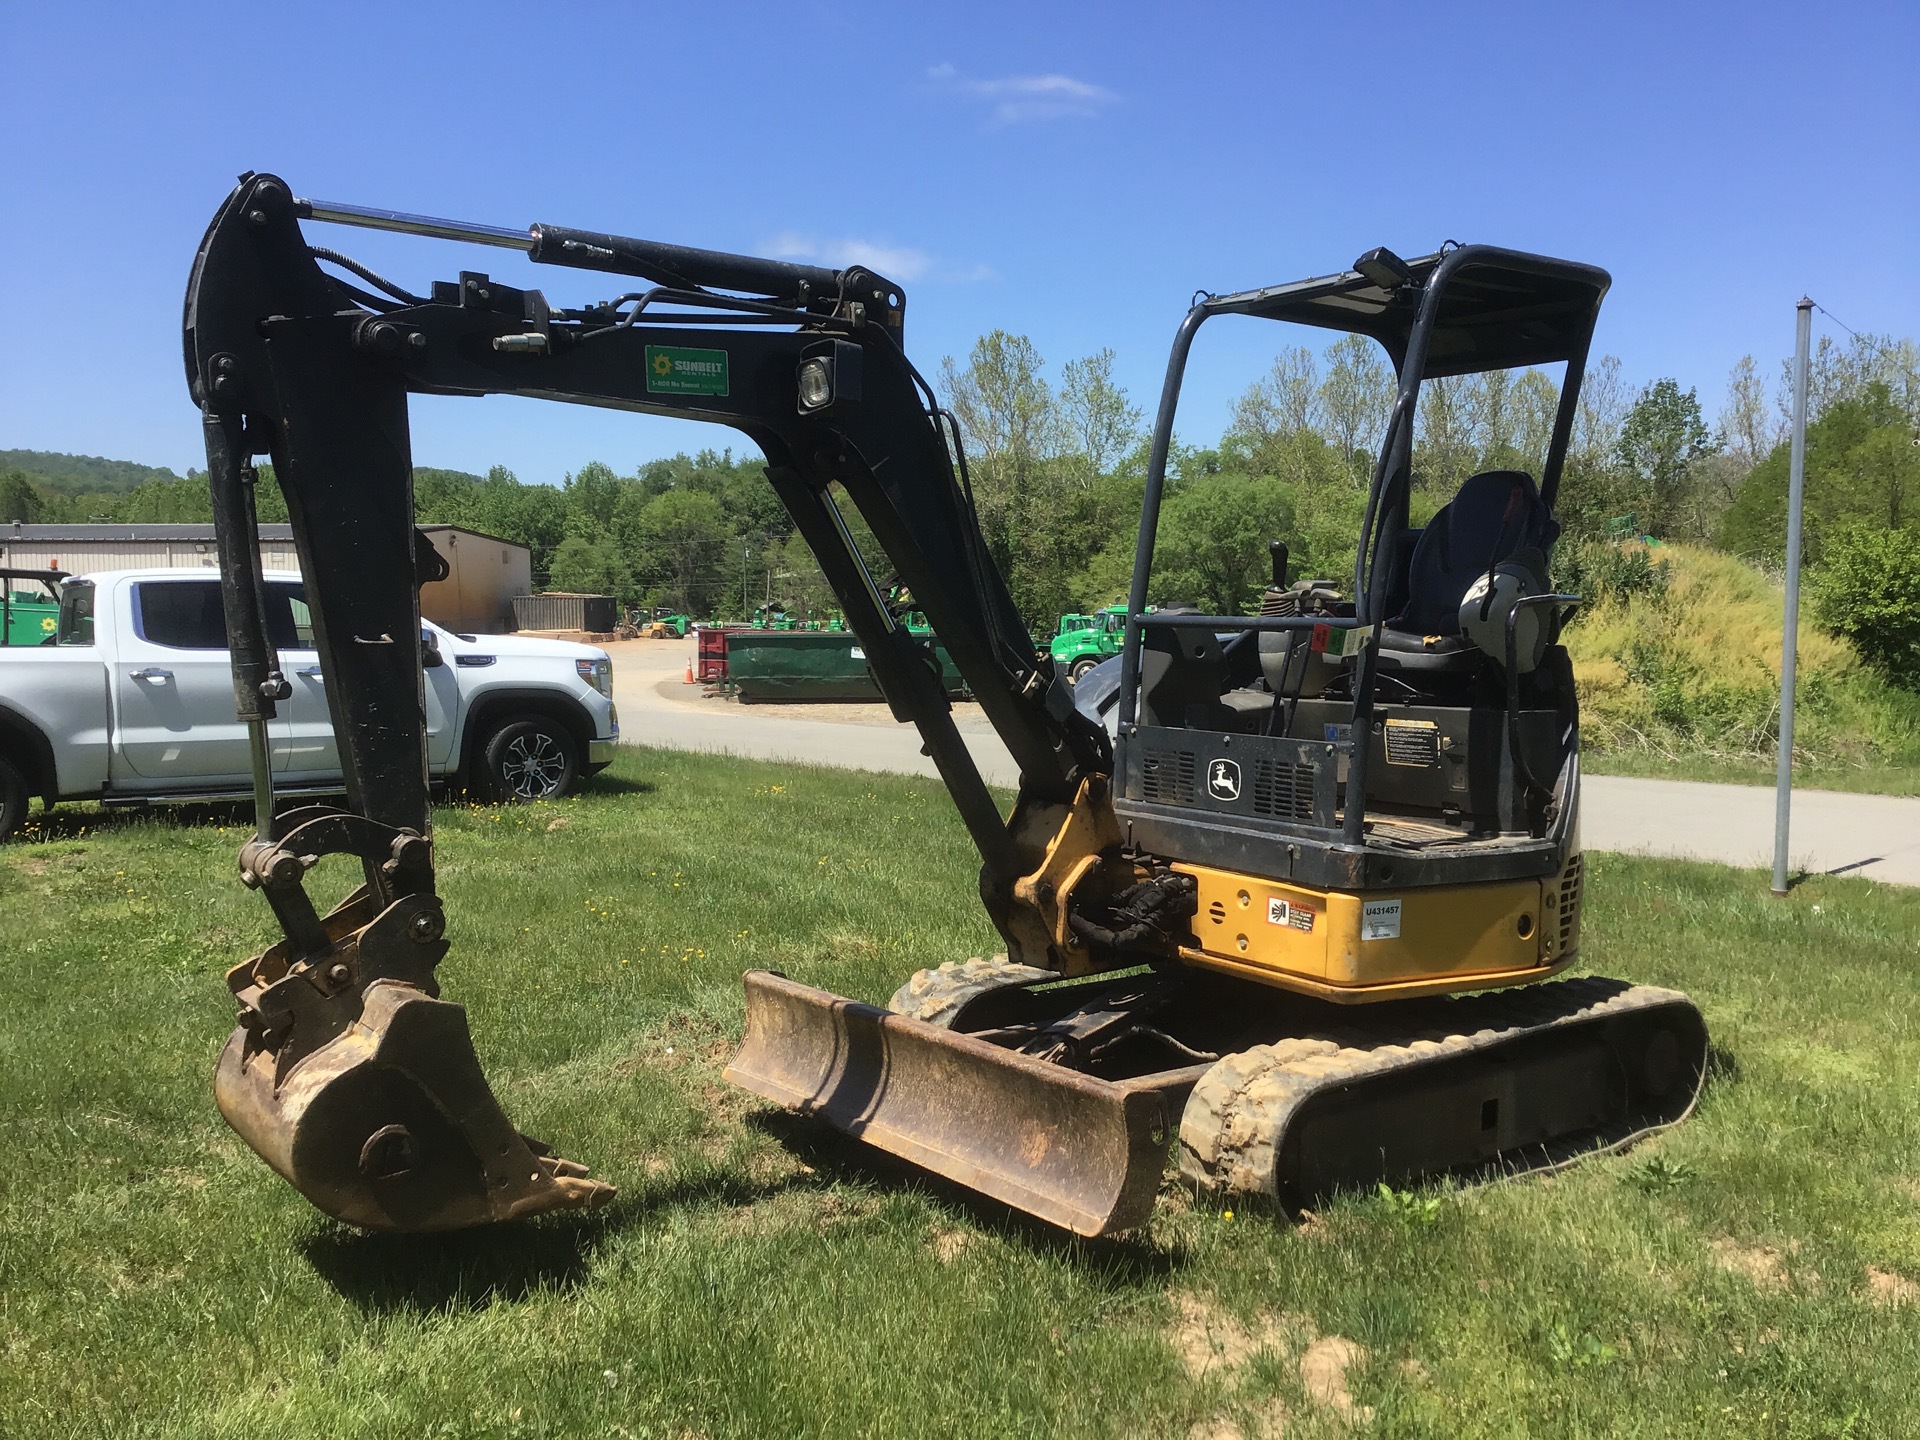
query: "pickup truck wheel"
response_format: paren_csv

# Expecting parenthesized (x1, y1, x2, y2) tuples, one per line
(1069, 657, 1099, 684)
(478, 716, 580, 802)
(0, 755, 28, 839)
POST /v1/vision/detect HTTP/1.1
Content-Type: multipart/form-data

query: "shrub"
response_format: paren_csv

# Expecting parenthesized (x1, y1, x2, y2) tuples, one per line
(1809, 526, 1920, 688)
(1558, 539, 1671, 609)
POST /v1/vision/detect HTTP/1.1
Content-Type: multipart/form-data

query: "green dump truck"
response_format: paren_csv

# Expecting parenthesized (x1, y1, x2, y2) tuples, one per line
(1049, 605, 1129, 682)
(1, 569, 65, 648)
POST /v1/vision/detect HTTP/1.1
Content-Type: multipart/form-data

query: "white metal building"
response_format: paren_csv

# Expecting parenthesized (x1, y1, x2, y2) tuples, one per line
(0, 522, 531, 634)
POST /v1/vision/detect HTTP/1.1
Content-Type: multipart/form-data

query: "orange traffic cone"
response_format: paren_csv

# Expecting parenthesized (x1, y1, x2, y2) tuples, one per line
(685, 659, 696, 684)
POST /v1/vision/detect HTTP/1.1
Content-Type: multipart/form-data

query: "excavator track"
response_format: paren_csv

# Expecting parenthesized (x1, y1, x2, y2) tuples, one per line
(1178, 976, 1707, 1208)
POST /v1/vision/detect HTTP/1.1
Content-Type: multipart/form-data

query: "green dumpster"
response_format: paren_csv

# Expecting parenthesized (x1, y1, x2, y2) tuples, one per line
(727, 617, 967, 702)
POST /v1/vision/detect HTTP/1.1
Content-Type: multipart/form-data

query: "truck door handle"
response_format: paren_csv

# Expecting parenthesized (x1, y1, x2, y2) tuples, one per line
(296, 666, 325, 680)
(129, 667, 173, 680)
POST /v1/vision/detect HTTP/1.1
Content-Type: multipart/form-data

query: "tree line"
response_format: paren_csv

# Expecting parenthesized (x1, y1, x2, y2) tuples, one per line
(4, 327, 1914, 677)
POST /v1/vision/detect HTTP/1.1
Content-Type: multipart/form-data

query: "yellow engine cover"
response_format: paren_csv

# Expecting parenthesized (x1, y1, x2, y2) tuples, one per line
(1172, 861, 1575, 1003)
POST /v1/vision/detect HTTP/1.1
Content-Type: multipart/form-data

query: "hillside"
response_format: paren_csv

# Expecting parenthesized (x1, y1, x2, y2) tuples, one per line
(1566, 543, 1920, 791)
(0, 450, 186, 495)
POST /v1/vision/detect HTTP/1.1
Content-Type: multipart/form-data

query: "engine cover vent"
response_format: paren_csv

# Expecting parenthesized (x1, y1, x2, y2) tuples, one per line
(1139, 747, 1197, 805)
(1251, 758, 1316, 820)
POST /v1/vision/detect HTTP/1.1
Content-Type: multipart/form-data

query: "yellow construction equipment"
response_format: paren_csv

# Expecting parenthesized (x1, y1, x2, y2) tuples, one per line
(185, 174, 1706, 1233)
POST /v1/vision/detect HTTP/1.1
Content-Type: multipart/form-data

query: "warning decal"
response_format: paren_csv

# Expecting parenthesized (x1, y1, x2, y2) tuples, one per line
(1267, 897, 1315, 932)
(1384, 716, 1441, 767)
(1361, 898, 1402, 941)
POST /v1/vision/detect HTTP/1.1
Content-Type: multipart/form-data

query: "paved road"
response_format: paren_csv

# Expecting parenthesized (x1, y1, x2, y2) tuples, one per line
(610, 640, 1920, 887)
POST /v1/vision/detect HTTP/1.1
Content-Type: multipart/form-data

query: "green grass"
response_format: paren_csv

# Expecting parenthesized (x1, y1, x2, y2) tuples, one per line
(1582, 748, 1920, 797)
(3, 748, 1919, 1438)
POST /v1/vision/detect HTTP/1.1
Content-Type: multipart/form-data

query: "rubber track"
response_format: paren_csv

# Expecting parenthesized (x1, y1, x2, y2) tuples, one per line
(887, 955, 1056, 1027)
(1178, 976, 1700, 1199)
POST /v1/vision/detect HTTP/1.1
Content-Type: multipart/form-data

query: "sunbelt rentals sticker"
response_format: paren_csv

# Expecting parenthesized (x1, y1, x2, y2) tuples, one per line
(644, 345, 730, 397)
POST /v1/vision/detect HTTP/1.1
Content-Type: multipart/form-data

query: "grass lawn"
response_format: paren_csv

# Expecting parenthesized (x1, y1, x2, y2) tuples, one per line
(2, 746, 1918, 1439)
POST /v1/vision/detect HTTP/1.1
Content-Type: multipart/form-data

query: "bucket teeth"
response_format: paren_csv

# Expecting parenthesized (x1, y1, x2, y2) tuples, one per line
(215, 893, 612, 1232)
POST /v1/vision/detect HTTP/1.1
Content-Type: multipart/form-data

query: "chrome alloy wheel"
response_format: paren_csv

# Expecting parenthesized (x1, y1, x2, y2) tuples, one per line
(501, 731, 568, 797)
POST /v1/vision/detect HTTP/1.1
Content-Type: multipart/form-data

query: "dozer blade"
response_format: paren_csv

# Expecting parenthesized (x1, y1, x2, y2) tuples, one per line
(216, 891, 614, 1232)
(726, 970, 1179, 1237)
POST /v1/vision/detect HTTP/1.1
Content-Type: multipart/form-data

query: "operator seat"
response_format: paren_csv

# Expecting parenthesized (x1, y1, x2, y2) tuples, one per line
(1379, 469, 1555, 672)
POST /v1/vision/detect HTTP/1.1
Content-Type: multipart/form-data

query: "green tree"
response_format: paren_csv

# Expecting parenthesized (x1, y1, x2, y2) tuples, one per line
(1414, 374, 1476, 496)
(1553, 356, 1636, 539)
(635, 489, 729, 614)
(1059, 348, 1144, 482)
(1810, 525, 1920, 686)
(1229, 347, 1345, 492)
(547, 528, 633, 600)
(562, 461, 625, 529)
(1505, 369, 1562, 475)
(1232, 347, 1321, 442)
(1617, 379, 1719, 539)
(941, 330, 1058, 575)
(1319, 334, 1394, 481)
(0, 469, 47, 524)
(1718, 354, 1779, 472)
(766, 529, 836, 620)
(1150, 473, 1297, 613)
(941, 333, 1145, 625)
(1720, 383, 1920, 563)
(117, 477, 213, 523)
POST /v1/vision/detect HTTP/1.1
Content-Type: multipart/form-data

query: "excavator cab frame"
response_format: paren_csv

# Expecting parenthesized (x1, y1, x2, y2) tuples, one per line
(185, 174, 1704, 1239)
(1121, 247, 1605, 851)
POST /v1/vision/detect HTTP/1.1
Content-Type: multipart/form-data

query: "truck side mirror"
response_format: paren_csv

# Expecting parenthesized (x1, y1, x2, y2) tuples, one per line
(421, 629, 445, 669)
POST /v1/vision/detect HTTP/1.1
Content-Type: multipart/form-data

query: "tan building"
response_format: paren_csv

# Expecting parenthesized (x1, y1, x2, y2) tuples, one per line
(0, 521, 531, 634)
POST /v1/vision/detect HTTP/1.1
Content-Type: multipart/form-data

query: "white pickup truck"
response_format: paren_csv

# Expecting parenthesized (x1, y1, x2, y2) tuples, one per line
(0, 568, 619, 836)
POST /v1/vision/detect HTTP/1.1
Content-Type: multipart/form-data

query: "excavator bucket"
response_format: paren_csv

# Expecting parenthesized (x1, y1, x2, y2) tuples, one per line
(215, 888, 614, 1232)
(725, 970, 1187, 1236)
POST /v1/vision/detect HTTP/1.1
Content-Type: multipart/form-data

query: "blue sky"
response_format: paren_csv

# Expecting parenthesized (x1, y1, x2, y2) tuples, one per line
(3, 0, 1915, 484)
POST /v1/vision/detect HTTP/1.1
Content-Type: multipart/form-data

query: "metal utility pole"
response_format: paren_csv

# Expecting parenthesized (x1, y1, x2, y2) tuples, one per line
(1772, 298, 1814, 896)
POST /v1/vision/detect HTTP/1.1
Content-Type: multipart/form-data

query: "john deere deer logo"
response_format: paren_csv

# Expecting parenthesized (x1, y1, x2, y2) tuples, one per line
(1208, 758, 1242, 801)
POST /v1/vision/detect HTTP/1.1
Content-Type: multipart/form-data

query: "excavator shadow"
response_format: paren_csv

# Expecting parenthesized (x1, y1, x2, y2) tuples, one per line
(300, 1210, 625, 1312)
(6, 800, 255, 842)
(744, 1108, 1190, 1281)
(1703, 1042, 1742, 1092)
(298, 1169, 813, 1313)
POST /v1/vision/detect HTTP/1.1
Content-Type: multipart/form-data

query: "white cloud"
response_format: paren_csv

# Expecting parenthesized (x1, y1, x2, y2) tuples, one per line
(927, 61, 1117, 123)
(764, 232, 995, 285)
(766, 232, 934, 282)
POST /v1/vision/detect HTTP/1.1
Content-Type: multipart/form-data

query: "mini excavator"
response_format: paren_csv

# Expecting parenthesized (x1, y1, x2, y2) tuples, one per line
(185, 173, 1707, 1235)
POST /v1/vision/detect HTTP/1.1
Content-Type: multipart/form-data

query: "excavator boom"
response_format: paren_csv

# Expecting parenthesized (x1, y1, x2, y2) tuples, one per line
(185, 172, 1140, 1229)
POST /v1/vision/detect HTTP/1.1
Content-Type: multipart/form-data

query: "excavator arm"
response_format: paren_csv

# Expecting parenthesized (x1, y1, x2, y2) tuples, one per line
(185, 173, 1147, 1230)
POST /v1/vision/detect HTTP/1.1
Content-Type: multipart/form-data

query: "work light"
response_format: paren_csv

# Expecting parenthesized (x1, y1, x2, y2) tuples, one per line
(796, 339, 862, 415)
(797, 358, 833, 411)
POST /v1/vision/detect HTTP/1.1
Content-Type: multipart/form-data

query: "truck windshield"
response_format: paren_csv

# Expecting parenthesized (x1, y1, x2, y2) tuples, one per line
(56, 581, 94, 647)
